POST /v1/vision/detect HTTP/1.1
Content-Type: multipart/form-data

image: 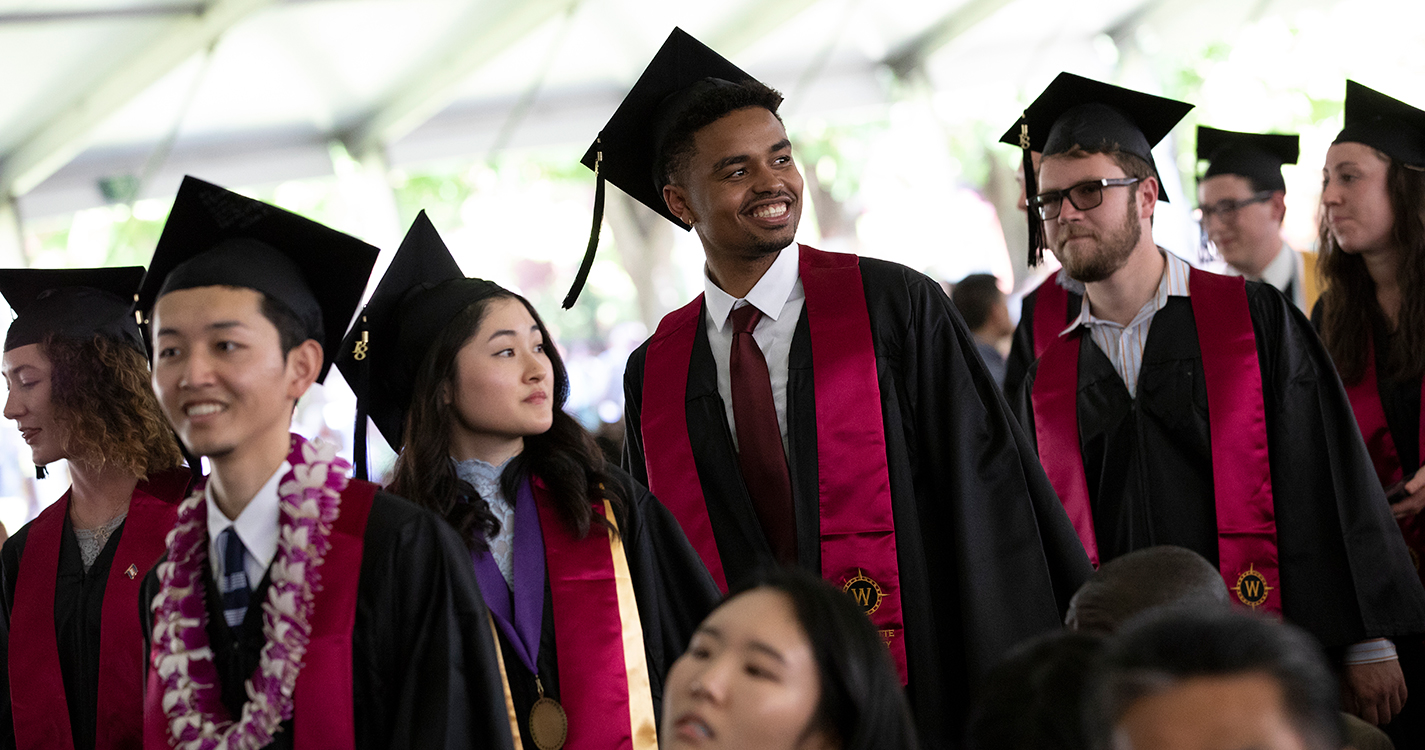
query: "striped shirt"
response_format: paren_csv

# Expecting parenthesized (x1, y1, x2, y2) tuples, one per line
(1059, 250, 1192, 398)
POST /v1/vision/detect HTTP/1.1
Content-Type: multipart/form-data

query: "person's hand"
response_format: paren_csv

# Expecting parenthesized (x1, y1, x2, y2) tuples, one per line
(1342, 659, 1407, 725)
(1391, 467, 1425, 520)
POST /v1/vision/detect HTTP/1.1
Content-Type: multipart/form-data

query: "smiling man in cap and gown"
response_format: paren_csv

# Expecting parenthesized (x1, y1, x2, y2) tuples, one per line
(135, 176, 512, 750)
(578, 28, 1093, 748)
(1005, 72, 1425, 732)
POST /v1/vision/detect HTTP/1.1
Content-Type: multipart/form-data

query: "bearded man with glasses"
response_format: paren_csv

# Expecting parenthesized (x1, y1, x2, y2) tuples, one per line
(1004, 73, 1425, 739)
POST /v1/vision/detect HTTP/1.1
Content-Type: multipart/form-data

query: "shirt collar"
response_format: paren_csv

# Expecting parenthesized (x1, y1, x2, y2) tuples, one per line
(206, 461, 288, 570)
(1061, 249, 1191, 337)
(1257, 242, 1298, 292)
(703, 242, 800, 332)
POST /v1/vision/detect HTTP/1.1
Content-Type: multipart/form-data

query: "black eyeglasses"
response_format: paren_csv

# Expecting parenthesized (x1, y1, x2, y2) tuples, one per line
(1193, 191, 1275, 223)
(1028, 178, 1142, 220)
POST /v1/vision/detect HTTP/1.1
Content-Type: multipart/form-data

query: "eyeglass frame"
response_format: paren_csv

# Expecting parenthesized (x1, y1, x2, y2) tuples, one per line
(1193, 191, 1277, 224)
(1027, 177, 1144, 221)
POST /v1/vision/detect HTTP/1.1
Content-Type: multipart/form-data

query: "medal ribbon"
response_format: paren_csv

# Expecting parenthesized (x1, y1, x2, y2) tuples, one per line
(641, 245, 908, 684)
(1031, 269, 1281, 613)
(11, 470, 184, 750)
(471, 478, 546, 676)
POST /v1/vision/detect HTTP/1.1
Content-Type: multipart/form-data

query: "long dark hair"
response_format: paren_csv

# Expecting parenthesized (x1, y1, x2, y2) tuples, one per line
(1317, 157, 1425, 383)
(729, 569, 920, 750)
(385, 290, 625, 550)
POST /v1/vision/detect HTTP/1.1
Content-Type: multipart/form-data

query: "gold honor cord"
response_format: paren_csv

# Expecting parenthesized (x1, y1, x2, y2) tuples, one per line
(490, 611, 527, 750)
(606, 498, 659, 750)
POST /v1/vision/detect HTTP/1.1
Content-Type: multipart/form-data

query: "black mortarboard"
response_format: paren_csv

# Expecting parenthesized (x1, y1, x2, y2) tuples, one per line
(134, 176, 380, 382)
(1196, 126, 1298, 193)
(1000, 73, 1192, 264)
(1334, 80, 1425, 169)
(565, 27, 759, 308)
(0, 266, 146, 353)
(336, 212, 503, 477)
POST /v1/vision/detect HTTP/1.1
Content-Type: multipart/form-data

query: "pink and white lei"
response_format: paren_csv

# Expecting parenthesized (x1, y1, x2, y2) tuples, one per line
(150, 434, 349, 750)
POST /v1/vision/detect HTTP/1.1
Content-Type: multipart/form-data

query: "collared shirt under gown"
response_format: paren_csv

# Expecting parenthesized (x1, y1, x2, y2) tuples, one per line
(139, 487, 515, 750)
(622, 250, 1094, 750)
(1010, 280, 1425, 651)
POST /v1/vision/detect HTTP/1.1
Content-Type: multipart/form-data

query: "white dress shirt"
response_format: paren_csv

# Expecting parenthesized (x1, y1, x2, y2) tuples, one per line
(703, 242, 803, 455)
(207, 461, 287, 589)
(1223, 242, 1306, 311)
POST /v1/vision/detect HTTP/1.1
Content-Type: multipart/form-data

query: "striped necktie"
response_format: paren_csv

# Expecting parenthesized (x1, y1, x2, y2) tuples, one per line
(219, 527, 251, 628)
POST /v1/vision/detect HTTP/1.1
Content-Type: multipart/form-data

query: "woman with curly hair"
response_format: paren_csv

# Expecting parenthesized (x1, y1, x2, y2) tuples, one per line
(1314, 81, 1425, 744)
(338, 214, 720, 750)
(0, 267, 189, 750)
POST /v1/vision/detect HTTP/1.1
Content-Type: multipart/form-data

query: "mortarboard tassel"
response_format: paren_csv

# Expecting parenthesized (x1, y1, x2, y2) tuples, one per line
(1020, 116, 1045, 267)
(35, 465, 46, 480)
(350, 317, 371, 482)
(563, 139, 605, 310)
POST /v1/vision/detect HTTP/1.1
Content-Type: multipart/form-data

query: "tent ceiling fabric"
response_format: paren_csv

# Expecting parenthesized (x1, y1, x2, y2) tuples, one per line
(0, 0, 1315, 220)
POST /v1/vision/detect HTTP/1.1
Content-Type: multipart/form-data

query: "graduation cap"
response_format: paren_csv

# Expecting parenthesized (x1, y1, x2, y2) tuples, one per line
(565, 27, 761, 308)
(1196, 126, 1298, 193)
(0, 266, 147, 353)
(337, 212, 511, 478)
(134, 176, 380, 382)
(1334, 80, 1425, 169)
(1001, 73, 1193, 264)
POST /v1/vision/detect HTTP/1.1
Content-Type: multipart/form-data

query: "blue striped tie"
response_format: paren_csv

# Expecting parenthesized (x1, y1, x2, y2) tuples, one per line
(219, 527, 250, 628)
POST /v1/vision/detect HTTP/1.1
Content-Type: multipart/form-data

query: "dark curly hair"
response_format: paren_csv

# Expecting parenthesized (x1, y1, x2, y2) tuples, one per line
(1316, 157, 1425, 384)
(45, 335, 184, 478)
(654, 79, 785, 191)
(385, 291, 626, 550)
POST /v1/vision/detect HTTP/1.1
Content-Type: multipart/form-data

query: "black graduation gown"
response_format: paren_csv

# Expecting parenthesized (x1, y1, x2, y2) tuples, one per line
(139, 488, 514, 750)
(622, 255, 1094, 750)
(488, 464, 720, 748)
(1012, 282, 1425, 649)
(1003, 278, 1082, 407)
(0, 516, 127, 750)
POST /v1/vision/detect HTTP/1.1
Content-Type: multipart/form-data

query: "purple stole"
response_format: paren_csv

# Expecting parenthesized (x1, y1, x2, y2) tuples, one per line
(640, 244, 909, 683)
(1342, 336, 1425, 582)
(140, 479, 375, 749)
(1031, 269, 1283, 613)
(10, 468, 188, 750)
(473, 477, 656, 750)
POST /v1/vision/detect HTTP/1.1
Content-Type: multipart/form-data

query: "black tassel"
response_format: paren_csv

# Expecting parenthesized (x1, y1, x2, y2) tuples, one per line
(353, 407, 369, 482)
(35, 465, 46, 480)
(1020, 116, 1045, 267)
(563, 141, 605, 310)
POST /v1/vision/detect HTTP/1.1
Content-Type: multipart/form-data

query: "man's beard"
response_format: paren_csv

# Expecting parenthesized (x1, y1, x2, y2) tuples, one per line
(1055, 193, 1142, 283)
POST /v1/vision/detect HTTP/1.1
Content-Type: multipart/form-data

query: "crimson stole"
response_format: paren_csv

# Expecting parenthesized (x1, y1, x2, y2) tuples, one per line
(9, 470, 186, 750)
(141, 480, 375, 749)
(640, 245, 908, 683)
(1342, 337, 1425, 583)
(531, 478, 654, 750)
(1030, 269, 1283, 613)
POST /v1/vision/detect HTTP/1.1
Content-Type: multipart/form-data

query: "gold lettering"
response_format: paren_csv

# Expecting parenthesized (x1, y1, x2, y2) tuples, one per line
(1243, 578, 1261, 599)
(851, 587, 872, 607)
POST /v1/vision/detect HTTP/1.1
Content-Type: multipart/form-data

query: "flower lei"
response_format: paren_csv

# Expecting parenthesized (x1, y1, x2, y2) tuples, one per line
(150, 434, 349, 750)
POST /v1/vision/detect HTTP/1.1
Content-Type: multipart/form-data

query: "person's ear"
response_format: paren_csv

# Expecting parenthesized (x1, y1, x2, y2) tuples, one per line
(283, 339, 324, 401)
(1138, 177, 1160, 220)
(664, 184, 696, 226)
(1269, 191, 1287, 225)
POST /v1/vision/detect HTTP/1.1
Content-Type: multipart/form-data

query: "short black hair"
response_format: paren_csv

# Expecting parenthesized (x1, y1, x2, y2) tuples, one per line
(1092, 608, 1345, 750)
(965, 631, 1104, 750)
(259, 292, 318, 356)
(655, 79, 785, 191)
(950, 274, 1004, 331)
(729, 569, 920, 750)
(1065, 545, 1229, 635)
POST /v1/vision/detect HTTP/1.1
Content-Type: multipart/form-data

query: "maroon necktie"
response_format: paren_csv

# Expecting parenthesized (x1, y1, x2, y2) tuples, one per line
(729, 304, 797, 565)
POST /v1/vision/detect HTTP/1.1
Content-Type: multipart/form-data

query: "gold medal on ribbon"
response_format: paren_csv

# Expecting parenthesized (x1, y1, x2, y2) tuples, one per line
(529, 676, 568, 750)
